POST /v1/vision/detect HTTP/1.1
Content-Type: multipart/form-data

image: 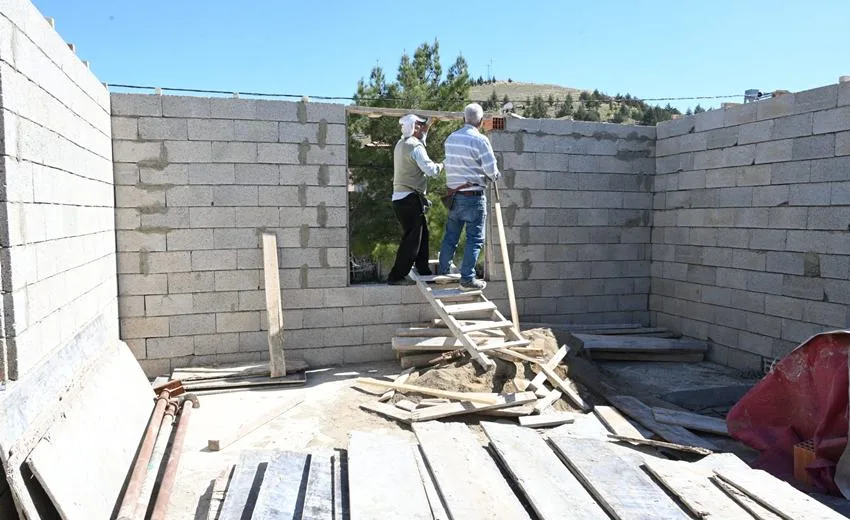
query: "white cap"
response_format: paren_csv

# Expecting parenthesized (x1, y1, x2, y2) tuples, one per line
(400, 113, 427, 137)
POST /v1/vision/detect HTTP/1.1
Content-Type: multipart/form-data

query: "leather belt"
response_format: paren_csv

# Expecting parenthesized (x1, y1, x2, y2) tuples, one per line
(456, 191, 483, 196)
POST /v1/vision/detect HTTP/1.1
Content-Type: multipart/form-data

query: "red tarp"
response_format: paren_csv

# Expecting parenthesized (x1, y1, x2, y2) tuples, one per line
(727, 331, 850, 495)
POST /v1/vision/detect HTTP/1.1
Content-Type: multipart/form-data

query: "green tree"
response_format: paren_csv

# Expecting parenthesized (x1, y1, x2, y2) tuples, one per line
(502, 94, 510, 106)
(482, 89, 500, 111)
(547, 94, 555, 107)
(524, 95, 548, 118)
(348, 40, 471, 272)
(556, 93, 574, 117)
(694, 104, 706, 113)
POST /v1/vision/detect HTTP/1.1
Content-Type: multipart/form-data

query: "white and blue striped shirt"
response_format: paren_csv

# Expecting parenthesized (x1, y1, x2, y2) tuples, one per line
(444, 124, 501, 191)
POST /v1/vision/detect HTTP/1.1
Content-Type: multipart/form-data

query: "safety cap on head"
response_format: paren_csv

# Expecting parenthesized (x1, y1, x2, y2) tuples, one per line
(400, 113, 427, 137)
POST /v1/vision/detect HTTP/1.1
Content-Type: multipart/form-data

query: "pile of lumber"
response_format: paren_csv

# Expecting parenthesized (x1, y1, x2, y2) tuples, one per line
(168, 360, 309, 394)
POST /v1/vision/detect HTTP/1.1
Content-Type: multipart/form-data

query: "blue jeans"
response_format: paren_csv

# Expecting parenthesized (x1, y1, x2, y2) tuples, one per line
(439, 194, 487, 283)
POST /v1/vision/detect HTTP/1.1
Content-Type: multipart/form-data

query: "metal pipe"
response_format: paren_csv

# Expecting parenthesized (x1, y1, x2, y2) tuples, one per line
(115, 389, 172, 520)
(134, 401, 178, 518)
(150, 394, 199, 520)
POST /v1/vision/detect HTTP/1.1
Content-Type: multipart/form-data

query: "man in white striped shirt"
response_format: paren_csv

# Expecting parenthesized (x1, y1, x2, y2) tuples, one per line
(386, 114, 443, 286)
(438, 103, 501, 290)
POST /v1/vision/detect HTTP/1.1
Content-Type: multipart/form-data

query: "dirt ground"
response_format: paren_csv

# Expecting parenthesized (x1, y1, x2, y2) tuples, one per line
(169, 361, 410, 520)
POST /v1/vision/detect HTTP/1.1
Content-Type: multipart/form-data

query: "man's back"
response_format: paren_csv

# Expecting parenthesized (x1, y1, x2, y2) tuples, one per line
(444, 125, 499, 189)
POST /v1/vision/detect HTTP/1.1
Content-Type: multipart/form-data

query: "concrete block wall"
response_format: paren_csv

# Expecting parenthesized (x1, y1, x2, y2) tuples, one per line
(488, 118, 655, 324)
(112, 94, 435, 375)
(0, 0, 117, 380)
(652, 82, 850, 370)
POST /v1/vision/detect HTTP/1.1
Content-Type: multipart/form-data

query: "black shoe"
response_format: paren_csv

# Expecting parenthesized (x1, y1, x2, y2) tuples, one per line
(388, 278, 416, 286)
(417, 268, 433, 276)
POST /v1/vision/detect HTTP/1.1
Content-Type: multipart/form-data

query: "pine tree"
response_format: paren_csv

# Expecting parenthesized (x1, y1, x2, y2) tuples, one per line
(547, 94, 555, 107)
(556, 94, 574, 117)
(694, 104, 705, 114)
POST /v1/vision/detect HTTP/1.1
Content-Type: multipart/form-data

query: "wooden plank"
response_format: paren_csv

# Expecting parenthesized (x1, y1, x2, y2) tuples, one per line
(377, 367, 414, 403)
(429, 287, 483, 300)
(589, 351, 704, 362)
(607, 395, 718, 451)
(418, 398, 450, 406)
(482, 422, 608, 520)
(532, 389, 561, 414)
(412, 273, 461, 283)
(518, 412, 574, 428)
(652, 407, 729, 436)
(252, 451, 310, 519)
(594, 405, 645, 438)
(608, 434, 713, 456)
(713, 479, 784, 520)
(592, 327, 673, 335)
(528, 346, 568, 392)
(442, 301, 497, 315)
(208, 398, 303, 451)
(642, 458, 755, 520)
(538, 363, 590, 411)
(392, 336, 475, 351)
(356, 378, 499, 404)
(476, 404, 536, 417)
(476, 339, 532, 351)
(413, 422, 531, 520)
(411, 392, 537, 422)
(359, 401, 413, 424)
(548, 435, 691, 520)
(206, 465, 234, 520)
(302, 453, 334, 520)
(493, 186, 520, 331)
(714, 468, 847, 520)
(395, 327, 505, 338)
(395, 399, 418, 412)
(218, 450, 276, 520)
(262, 232, 286, 377)
(460, 320, 513, 333)
(184, 372, 306, 391)
(332, 451, 347, 520)
(574, 334, 707, 352)
(348, 431, 432, 520)
(520, 321, 643, 331)
(171, 360, 309, 381)
(413, 448, 449, 520)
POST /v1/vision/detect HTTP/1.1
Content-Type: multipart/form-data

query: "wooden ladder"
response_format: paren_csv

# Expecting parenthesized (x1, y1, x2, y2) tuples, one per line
(410, 274, 529, 371)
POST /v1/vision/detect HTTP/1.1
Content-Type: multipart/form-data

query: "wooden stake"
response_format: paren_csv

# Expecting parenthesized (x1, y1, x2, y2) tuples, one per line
(493, 183, 520, 332)
(262, 232, 286, 377)
(356, 378, 499, 404)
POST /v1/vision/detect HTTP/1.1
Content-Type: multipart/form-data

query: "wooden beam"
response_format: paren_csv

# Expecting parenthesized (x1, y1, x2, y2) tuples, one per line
(607, 434, 713, 456)
(492, 183, 520, 331)
(356, 378, 500, 404)
(519, 413, 575, 428)
(652, 407, 729, 436)
(410, 392, 537, 422)
(528, 346, 568, 392)
(302, 453, 334, 519)
(262, 232, 286, 377)
(377, 367, 414, 403)
(593, 405, 645, 438)
(251, 451, 310, 519)
(607, 395, 717, 451)
(574, 334, 707, 352)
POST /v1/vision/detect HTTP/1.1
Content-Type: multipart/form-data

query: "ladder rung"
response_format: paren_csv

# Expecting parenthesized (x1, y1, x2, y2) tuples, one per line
(442, 301, 497, 315)
(429, 288, 483, 300)
(460, 320, 514, 333)
(476, 339, 532, 351)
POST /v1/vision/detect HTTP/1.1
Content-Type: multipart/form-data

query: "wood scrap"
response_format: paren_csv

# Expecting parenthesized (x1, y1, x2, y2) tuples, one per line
(519, 413, 575, 428)
(208, 398, 303, 451)
(652, 407, 729, 436)
(481, 422, 608, 520)
(252, 451, 309, 517)
(593, 405, 647, 438)
(395, 327, 505, 338)
(413, 448, 449, 520)
(413, 422, 531, 520)
(476, 404, 536, 417)
(528, 346, 568, 393)
(410, 392, 537, 422)
(532, 390, 562, 414)
(378, 368, 414, 403)
(218, 450, 276, 520)
(171, 360, 309, 381)
(261, 232, 287, 377)
(395, 400, 417, 412)
(713, 468, 847, 520)
(356, 378, 499, 404)
(360, 401, 413, 424)
(713, 478, 784, 520)
(607, 395, 718, 451)
(418, 398, 449, 406)
(573, 333, 707, 354)
(184, 373, 305, 391)
(302, 452, 334, 520)
(205, 466, 234, 520)
(496, 348, 589, 411)
(607, 434, 713, 456)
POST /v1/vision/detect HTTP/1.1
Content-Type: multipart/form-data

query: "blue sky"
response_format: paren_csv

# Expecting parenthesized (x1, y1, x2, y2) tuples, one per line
(30, 0, 849, 112)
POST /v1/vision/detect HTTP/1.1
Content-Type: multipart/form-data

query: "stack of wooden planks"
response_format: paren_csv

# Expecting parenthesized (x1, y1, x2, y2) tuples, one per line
(569, 333, 708, 362)
(168, 361, 308, 394)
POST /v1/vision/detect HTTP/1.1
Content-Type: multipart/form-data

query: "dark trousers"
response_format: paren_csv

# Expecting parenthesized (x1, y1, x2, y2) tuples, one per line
(388, 193, 431, 281)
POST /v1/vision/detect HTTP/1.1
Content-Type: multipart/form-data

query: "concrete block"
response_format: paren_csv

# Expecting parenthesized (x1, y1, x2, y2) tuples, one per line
(792, 134, 835, 160)
(747, 273, 782, 298)
(188, 119, 235, 141)
(736, 165, 771, 186)
(657, 115, 695, 139)
(765, 251, 804, 275)
(706, 127, 739, 149)
(235, 207, 279, 227)
(771, 161, 810, 184)
(724, 103, 758, 126)
(213, 185, 259, 206)
(323, 326, 365, 348)
(193, 292, 239, 313)
(730, 289, 765, 313)
(695, 109, 726, 132)
(215, 270, 259, 291)
(705, 167, 738, 188)
(146, 251, 192, 273)
(305, 102, 346, 124)
(841, 81, 850, 107)
(211, 142, 257, 163)
(236, 331, 267, 352)
(192, 333, 236, 355)
(120, 316, 169, 339)
(235, 164, 279, 185)
(782, 274, 824, 300)
(112, 140, 164, 164)
(794, 84, 838, 114)
(165, 185, 213, 207)
(162, 95, 211, 118)
(144, 294, 194, 316)
(118, 273, 168, 296)
(717, 228, 750, 248)
(166, 229, 214, 251)
(808, 206, 850, 230)
(191, 250, 237, 271)
(140, 206, 190, 229)
(768, 207, 808, 229)
(715, 186, 753, 207)
(811, 156, 850, 182)
(732, 249, 766, 271)
(118, 296, 145, 318)
(737, 120, 774, 145)
(749, 229, 787, 250)
(733, 208, 769, 228)
(305, 144, 346, 166)
(702, 247, 734, 267)
(111, 94, 162, 117)
(167, 272, 216, 293)
(170, 313, 216, 335)
(803, 300, 847, 327)
(139, 117, 188, 140)
(237, 249, 261, 269)
(837, 131, 850, 156)
(213, 229, 258, 249)
(189, 207, 237, 228)
(825, 280, 850, 304)
(216, 311, 260, 333)
(830, 181, 850, 205)
(813, 106, 850, 134)
(140, 163, 189, 184)
(820, 255, 850, 279)
(258, 143, 299, 164)
(186, 163, 235, 185)
(233, 120, 278, 142)
(210, 98, 256, 119)
(255, 100, 299, 122)
(237, 291, 265, 311)
(754, 139, 793, 164)
(113, 163, 140, 185)
(771, 113, 812, 139)
(111, 117, 139, 140)
(752, 185, 789, 207)
(790, 184, 831, 206)
(165, 140, 213, 162)
(716, 267, 748, 290)
(757, 93, 795, 120)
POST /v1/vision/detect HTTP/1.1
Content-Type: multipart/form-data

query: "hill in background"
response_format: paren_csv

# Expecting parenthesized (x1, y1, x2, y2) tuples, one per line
(469, 80, 698, 125)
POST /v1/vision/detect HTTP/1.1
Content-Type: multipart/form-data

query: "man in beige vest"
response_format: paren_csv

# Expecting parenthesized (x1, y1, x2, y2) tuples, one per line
(387, 114, 443, 285)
